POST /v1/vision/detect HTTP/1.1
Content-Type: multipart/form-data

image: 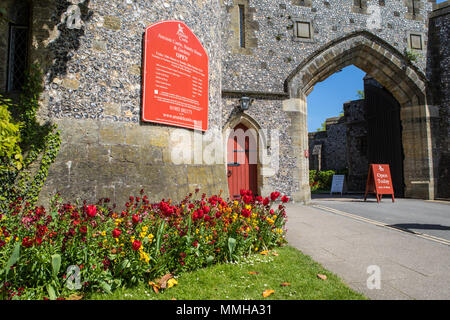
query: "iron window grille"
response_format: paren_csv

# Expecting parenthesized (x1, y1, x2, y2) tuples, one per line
(7, 24, 29, 92)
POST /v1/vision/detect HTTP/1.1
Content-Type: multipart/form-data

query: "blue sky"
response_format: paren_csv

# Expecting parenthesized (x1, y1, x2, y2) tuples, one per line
(307, 65, 365, 132)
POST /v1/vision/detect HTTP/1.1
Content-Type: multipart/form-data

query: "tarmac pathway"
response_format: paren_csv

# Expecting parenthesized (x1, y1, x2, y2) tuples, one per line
(285, 202, 450, 300)
(311, 194, 450, 241)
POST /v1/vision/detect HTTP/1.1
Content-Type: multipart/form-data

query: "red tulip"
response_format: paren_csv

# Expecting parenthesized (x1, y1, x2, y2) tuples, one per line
(132, 240, 142, 251)
(112, 228, 121, 238)
(87, 205, 97, 218)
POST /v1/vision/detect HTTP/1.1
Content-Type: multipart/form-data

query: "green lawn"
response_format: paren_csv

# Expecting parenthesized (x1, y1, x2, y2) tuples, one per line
(88, 246, 366, 300)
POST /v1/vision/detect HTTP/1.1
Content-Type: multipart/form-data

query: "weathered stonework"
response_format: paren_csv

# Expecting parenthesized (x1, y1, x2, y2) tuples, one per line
(221, 0, 433, 93)
(26, 0, 228, 205)
(428, 2, 450, 199)
(1, 0, 447, 204)
(308, 117, 347, 172)
(344, 99, 368, 192)
(221, 0, 441, 201)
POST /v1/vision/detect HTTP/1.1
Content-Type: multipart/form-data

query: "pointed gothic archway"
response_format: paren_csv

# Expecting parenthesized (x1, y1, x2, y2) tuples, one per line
(285, 31, 435, 201)
(223, 112, 273, 200)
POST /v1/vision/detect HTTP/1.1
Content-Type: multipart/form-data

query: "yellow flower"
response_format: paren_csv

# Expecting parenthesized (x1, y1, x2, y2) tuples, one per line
(142, 226, 148, 232)
(139, 251, 150, 264)
(148, 234, 154, 241)
(234, 201, 238, 206)
(167, 278, 178, 288)
(101, 231, 106, 236)
(267, 218, 274, 225)
(5, 236, 11, 243)
(140, 232, 147, 238)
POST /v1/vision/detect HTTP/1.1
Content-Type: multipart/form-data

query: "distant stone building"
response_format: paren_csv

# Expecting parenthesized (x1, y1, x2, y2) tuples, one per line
(308, 116, 346, 172)
(0, 0, 448, 204)
(344, 99, 368, 192)
(428, 3, 450, 199)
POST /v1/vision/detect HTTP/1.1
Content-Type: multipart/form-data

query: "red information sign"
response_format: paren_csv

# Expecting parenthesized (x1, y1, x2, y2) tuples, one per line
(142, 21, 208, 131)
(364, 164, 395, 203)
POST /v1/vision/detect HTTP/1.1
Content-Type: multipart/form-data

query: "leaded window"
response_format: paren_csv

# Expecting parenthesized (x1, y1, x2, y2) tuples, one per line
(7, 25, 29, 92)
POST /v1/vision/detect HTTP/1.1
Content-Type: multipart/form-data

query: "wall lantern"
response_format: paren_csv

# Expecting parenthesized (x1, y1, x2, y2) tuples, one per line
(238, 96, 254, 112)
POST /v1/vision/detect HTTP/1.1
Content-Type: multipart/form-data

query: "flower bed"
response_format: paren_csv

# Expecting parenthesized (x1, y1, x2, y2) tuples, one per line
(0, 189, 288, 300)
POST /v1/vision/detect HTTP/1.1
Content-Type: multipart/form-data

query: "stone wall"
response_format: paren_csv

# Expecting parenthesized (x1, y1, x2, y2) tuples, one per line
(428, 2, 450, 199)
(323, 117, 347, 171)
(344, 99, 368, 192)
(308, 130, 326, 171)
(220, 0, 437, 201)
(221, 0, 434, 93)
(1, 0, 445, 204)
(308, 117, 347, 172)
(26, 0, 228, 206)
(221, 97, 300, 198)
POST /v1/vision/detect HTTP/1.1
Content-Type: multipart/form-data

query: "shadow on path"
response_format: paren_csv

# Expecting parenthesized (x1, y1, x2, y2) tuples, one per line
(387, 223, 450, 232)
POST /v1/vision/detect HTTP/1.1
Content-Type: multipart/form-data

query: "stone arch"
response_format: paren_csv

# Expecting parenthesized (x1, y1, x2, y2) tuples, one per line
(223, 112, 263, 147)
(223, 112, 272, 197)
(285, 31, 435, 200)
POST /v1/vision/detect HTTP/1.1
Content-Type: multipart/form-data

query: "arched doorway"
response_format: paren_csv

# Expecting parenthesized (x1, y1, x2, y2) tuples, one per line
(227, 123, 258, 199)
(285, 31, 435, 200)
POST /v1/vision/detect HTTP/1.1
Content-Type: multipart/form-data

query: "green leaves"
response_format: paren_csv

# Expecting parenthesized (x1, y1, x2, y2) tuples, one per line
(155, 220, 166, 256)
(4, 242, 21, 279)
(100, 281, 112, 294)
(0, 187, 288, 299)
(47, 285, 56, 300)
(228, 237, 236, 261)
(0, 64, 61, 211)
(0, 96, 23, 171)
(51, 254, 61, 278)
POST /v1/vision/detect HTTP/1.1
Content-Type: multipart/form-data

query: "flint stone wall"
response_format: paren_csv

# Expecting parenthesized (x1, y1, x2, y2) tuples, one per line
(428, 3, 450, 199)
(1, 0, 447, 204)
(28, 0, 228, 206)
(308, 117, 347, 173)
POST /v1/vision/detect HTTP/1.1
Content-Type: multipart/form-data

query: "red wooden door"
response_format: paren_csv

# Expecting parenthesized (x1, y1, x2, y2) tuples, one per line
(227, 123, 257, 199)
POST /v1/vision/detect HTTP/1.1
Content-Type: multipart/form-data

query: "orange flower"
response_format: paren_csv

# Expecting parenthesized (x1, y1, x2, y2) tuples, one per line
(262, 289, 275, 298)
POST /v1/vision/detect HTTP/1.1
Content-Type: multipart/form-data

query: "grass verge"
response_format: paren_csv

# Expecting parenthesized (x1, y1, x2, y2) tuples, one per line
(88, 246, 366, 300)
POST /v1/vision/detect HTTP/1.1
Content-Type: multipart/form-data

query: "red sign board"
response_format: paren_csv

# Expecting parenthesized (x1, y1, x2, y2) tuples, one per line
(142, 21, 208, 131)
(364, 164, 395, 203)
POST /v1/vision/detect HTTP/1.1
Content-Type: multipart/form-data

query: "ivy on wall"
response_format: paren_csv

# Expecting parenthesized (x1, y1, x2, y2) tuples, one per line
(0, 64, 61, 210)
